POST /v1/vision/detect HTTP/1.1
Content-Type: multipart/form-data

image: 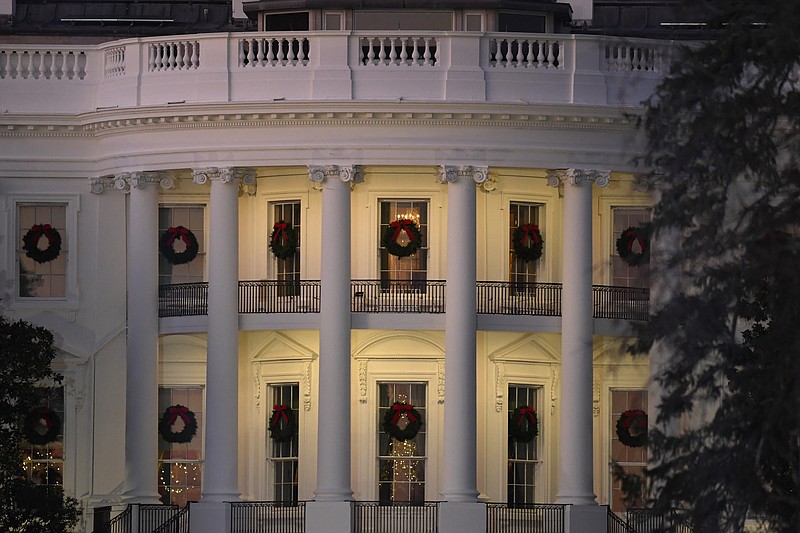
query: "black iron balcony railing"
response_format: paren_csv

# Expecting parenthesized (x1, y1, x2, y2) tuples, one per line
(353, 501, 439, 533)
(230, 501, 306, 533)
(158, 280, 649, 321)
(486, 503, 566, 533)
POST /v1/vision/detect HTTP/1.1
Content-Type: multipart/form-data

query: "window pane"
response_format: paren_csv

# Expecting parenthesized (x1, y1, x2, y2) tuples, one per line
(611, 208, 651, 288)
(609, 389, 648, 512)
(378, 382, 426, 503)
(271, 202, 301, 287)
(269, 384, 300, 502)
(159, 206, 206, 286)
(158, 387, 204, 507)
(509, 202, 541, 290)
(507, 384, 539, 505)
(18, 204, 67, 298)
(379, 200, 428, 284)
(21, 387, 65, 487)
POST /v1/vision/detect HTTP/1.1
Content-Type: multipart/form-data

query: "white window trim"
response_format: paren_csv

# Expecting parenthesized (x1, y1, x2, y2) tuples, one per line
(5, 194, 80, 310)
(598, 196, 653, 285)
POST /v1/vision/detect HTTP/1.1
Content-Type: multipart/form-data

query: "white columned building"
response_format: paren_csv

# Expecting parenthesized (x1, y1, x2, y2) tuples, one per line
(306, 165, 362, 533)
(123, 171, 172, 504)
(437, 165, 488, 533)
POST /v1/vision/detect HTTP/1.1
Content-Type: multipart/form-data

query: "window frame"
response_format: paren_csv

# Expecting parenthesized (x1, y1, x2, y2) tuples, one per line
(608, 388, 649, 513)
(268, 200, 302, 283)
(6, 194, 80, 309)
(157, 385, 205, 507)
(158, 203, 207, 286)
(267, 382, 300, 502)
(506, 383, 542, 505)
(378, 198, 430, 284)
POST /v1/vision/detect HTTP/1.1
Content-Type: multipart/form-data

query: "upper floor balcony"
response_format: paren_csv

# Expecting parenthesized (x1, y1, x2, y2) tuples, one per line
(0, 31, 672, 115)
(159, 279, 648, 334)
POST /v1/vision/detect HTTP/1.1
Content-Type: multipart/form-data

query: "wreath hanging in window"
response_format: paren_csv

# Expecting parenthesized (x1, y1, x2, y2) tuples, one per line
(24, 406, 61, 445)
(383, 402, 423, 441)
(616, 226, 650, 267)
(513, 224, 544, 262)
(509, 405, 539, 443)
(22, 224, 62, 264)
(269, 222, 299, 260)
(159, 405, 198, 444)
(616, 409, 648, 448)
(268, 404, 297, 442)
(382, 219, 423, 258)
(159, 226, 199, 265)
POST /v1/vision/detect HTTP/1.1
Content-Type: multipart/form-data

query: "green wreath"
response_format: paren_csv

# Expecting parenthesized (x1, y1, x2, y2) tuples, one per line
(159, 405, 198, 444)
(513, 225, 544, 262)
(509, 405, 539, 443)
(383, 402, 423, 441)
(159, 226, 199, 265)
(616, 409, 647, 448)
(24, 406, 61, 445)
(616, 226, 650, 267)
(22, 224, 62, 264)
(382, 219, 423, 258)
(269, 222, 299, 260)
(268, 404, 297, 442)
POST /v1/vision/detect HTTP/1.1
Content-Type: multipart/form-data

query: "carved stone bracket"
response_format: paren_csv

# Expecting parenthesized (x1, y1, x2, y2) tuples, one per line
(90, 171, 174, 194)
(494, 362, 505, 412)
(550, 366, 559, 415)
(437, 360, 445, 404)
(546, 168, 610, 188)
(358, 360, 368, 404)
(303, 361, 312, 411)
(307, 165, 364, 190)
(253, 364, 262, 414)
(436, 165, 489, 185)
(592, 378, 601, 417)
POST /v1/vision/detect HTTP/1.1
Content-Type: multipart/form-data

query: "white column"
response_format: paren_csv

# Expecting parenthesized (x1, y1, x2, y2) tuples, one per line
(193, 167, 253, 502)
(310, 165, 361, 501)
(123, 172, 170, 503)
(550, 169, 609, 506)
(438, 165, 487, 502)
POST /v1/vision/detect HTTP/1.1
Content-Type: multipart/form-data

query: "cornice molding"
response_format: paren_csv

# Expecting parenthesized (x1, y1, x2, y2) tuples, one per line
(0, 108, 640, 138)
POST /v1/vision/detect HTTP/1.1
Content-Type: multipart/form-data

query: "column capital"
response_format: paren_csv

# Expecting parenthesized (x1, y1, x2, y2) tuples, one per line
(307, 165, 364, 189)
(192, 167, 256, 187)
(436, 165, 489, 185)
(90, 172, 174, 194)
(546, 169, 610, 188)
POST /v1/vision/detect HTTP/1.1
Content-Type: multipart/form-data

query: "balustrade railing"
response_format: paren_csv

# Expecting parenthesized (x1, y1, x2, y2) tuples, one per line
(158, 280, 649, 321)
(359, 36, 439, 66)
(607, 508, 634, 533)
(0, 48, 87, 79)
(486, 503, 566, 533)
(603, 41, 664, 73)
(230, 501, 306, 533)
(148, 40, 200, 71)
(626, 509, 693, 533)
(104, 47, 126, 78)
(239, 36, 311, 67)
(351, 280, 446, 313)
(106, 505, 132, 533)
(239, 280, 320, 313)
(487, 36, 562, 69)
(352, 501, 438, 533)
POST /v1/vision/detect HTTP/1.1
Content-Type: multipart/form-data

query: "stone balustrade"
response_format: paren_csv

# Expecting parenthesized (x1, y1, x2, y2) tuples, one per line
(0, 32, 674, 113)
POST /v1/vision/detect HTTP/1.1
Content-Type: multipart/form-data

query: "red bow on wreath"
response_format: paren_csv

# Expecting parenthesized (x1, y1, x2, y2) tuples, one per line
(272, 223, 289, 243)
(390, 403, 418, 425)
(518, 225, 541, 246)
(30, 224, 58, 245)
(624, 230, 647, 254)
(165, 226, 193, 248)
(516, 406, 536, 428)
(165, 405, 192, 427)
(271, 404, 289, 426)
(389, 219, 415, 242)
(621, 409, 646, 430)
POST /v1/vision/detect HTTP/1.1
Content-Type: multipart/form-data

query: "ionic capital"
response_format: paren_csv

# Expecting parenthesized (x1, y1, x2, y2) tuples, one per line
(90, 172, 174, 194)
(546, 169, 610, 188)
(192, 167, 257, 195)
(436, 165, 489, 185)
(307, 165, 364, 189)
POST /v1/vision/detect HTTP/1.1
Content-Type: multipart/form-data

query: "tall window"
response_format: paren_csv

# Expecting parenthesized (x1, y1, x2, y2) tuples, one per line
(269, 384, 299, 502)
(21, 387, 64, 487)
(610, 389, 648, 512)
(271, 201, 301, 283)
(507, 385, 539, 505)
(612, 208, 650, 288)
(379, 200, 428, 284)
(158, 387, 203, 507)
(378, 383, 427, 503)
(18, 204, 67, 298)
(509, 203, 541, 290)
(159, 206, 205, 286)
